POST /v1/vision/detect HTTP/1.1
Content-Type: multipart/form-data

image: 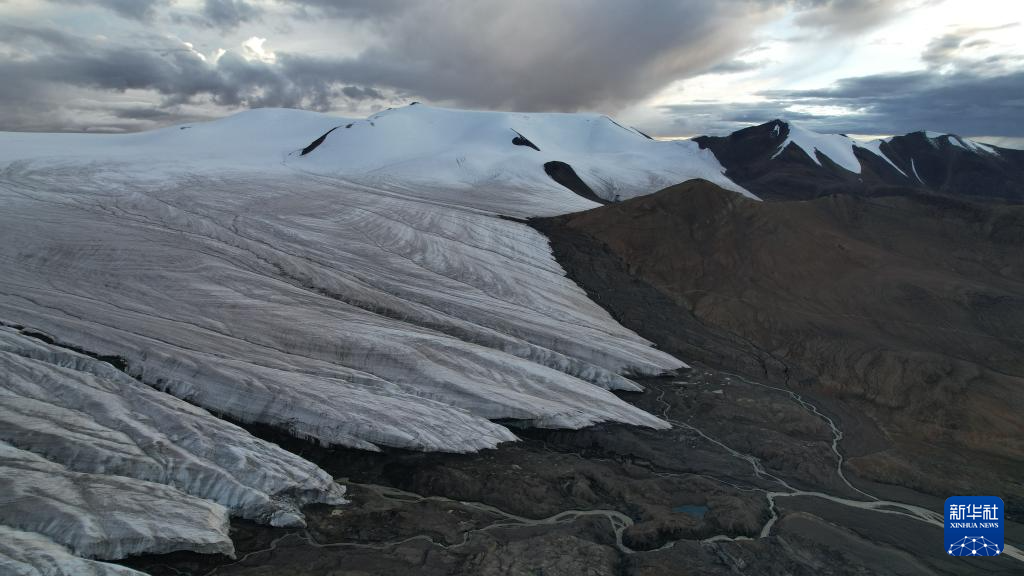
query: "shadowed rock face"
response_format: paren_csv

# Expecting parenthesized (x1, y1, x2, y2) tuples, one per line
(300, 126, 340, 155)
(544, 160, 607, 204)
(880, 132, 1024, 202)
(511, 129, 541, 151)
(537, 179, 1024, 509)
(696, 121, 1024, 202)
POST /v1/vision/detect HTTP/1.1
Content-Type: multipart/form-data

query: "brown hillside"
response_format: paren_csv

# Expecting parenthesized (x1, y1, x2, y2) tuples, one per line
(536, 179, 1024, 504)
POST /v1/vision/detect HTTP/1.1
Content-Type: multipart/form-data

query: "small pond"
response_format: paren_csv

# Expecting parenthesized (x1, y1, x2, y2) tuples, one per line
(672, 505, 709, 519)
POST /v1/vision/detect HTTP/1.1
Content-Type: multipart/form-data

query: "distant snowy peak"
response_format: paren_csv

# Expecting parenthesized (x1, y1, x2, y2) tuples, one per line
(770, 120, 863, 174)
(854, 138, 907, 177)
(769, 121, 1003, 175)
(919, 131, 999, 155)
(694, 119, 1023, 202)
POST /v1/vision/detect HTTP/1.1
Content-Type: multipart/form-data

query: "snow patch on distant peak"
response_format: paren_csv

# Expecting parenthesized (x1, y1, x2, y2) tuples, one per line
(771, 121, 862, 174)
(911, 158, 926, 185)
(856, 139, 907, 177)
(947, 134, 999, 155)
(919, 131, 998, 155)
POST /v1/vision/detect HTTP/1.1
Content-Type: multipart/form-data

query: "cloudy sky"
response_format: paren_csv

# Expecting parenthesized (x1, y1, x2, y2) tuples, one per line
(1, 0, 1022, 146)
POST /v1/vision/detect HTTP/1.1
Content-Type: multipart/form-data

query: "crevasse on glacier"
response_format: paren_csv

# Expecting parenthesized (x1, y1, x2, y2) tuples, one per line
(1, 327, 347, 559)
(0, 105, 742, 568)
(0, 525, 149, 576)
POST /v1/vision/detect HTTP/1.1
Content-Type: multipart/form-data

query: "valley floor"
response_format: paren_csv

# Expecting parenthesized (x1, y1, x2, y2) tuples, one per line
(124, 372, 1023, 576)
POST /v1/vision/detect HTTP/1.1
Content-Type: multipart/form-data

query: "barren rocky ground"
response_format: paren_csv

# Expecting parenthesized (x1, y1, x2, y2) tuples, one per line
(125, 371, 1021, 575)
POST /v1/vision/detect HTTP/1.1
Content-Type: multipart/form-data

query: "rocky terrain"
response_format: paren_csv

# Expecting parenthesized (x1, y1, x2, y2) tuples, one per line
(124, 371, 1022, 575)
(536, 179, 1024, 516)
(696, 120, 1024, 202)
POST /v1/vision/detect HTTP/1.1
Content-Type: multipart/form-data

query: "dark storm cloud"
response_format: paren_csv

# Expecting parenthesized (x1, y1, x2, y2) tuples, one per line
(663, 69, 1024, 138)
(762, 70, 1024, 136)
(46, 0, 170, 21)
(658, 101, 805, 136)
(277, 0, 787, 112)
(0, 0, 923, 132)
(2, 0, 803, 131)
(0, 24, 391, 131)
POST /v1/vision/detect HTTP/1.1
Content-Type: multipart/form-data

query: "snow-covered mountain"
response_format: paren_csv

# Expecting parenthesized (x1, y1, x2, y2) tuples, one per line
(696, 120, 1024, 201)
(290, 104, 753, 204)
(0, 104, 748, 569)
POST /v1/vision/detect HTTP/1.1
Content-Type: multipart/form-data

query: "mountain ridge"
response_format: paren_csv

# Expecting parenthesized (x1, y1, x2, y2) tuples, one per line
(695, 119, 1024, 202)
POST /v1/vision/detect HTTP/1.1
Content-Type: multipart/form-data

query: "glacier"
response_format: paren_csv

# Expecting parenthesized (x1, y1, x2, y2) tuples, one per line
(0, 326, 348, 560)
(0, 104, 737, 569)
(0, 525, 149, 576)
(0, 440, 233, 560)
(0, 327, 347, 526)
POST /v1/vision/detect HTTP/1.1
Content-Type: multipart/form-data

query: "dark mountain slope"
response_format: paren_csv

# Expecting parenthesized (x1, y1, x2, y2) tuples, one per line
(882, 131, 1024, 201)
(537, 179, 1024, 507)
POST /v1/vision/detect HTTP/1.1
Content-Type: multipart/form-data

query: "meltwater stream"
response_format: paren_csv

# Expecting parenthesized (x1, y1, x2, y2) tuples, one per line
(653, 375, 1024, 562)
(201, 373, 1022, 573)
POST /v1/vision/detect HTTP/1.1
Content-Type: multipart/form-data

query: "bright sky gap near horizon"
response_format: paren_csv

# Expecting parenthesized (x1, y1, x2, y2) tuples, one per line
(1, 0, 1022, 148)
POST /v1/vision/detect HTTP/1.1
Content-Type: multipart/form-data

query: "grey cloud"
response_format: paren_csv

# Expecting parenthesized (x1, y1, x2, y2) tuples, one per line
(4, 0, 802, 129)
(923, 32, 968, 66)
(276, 0, 785, 112)
(284, 0, 407, 21)
(760, 70, 1024, 136)
(0, 24, 392, 131)
(341, 85, 384, 100)
(658, 101, 810, 136)
(275, 1, 907, 112)
(922, 24, 1020, 70)
(791, 0, 909, 37)
(704, 59, 769, 75)
(181, 0, 263, 29)
(0, 0, 936, 133)
(46, 0, 170, 21)
(110, 106, 194, 121)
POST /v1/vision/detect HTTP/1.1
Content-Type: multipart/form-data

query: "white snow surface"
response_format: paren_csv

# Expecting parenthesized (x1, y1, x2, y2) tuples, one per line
(855, 138, 908, 177)
(944, 134, 999, 155)
(911, 158, 926, 185)
(769, 121, 941, 178)
(772, 121, 863, 174)
(0, 105, 697, 569)
(917, 131, 998, 155)
(290, 105, 754, 202)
